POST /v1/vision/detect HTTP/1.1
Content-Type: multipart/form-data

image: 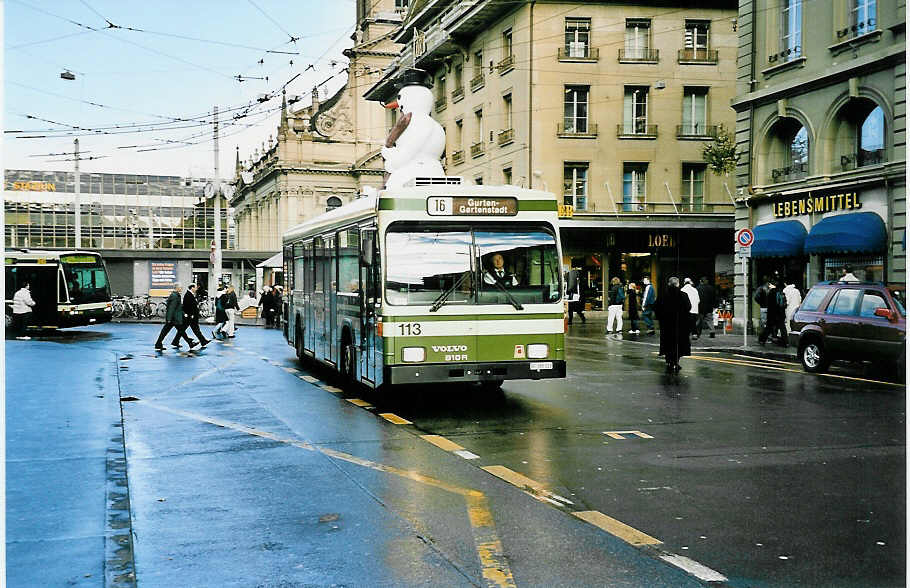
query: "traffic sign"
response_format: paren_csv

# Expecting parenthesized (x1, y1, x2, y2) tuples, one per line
(736, 228, 754, 247)
(738, 245, 752, 258)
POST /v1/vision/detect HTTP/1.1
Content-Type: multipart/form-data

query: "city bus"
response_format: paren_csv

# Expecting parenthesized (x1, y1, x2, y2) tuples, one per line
(5, 249, 113, 330)
(283, 180, 566, 391)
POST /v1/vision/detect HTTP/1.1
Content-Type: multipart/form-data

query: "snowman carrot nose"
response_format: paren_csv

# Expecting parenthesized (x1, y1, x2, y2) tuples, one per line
(384, 100, 399, 110)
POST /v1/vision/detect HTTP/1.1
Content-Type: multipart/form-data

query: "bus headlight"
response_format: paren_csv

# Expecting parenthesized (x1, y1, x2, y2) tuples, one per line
(527, 344, 548, 359)
(402, 347, 425, 363)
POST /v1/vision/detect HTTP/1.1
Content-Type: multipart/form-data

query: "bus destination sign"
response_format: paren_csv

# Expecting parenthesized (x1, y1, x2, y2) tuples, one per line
(427, 196, 518, 217)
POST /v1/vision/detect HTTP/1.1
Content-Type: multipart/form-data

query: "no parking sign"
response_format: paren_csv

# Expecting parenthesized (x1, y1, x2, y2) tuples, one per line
(736, 228, 754, 257)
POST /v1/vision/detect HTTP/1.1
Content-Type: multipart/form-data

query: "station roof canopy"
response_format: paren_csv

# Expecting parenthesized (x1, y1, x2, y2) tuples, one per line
(256, 252, 283, 268)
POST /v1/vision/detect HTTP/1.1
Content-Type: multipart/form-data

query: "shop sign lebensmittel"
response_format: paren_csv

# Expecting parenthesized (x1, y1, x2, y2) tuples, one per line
(772, 191, 862, 218)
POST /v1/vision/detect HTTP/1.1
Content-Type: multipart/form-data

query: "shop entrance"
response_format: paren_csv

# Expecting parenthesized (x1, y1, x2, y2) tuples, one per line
(571, 254, 603, 311)
(620, 253, 654, 288)
(755, 257, 807, 291)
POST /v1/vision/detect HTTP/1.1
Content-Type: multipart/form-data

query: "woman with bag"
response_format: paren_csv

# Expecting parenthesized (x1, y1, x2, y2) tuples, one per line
(605, 277, 625, 337)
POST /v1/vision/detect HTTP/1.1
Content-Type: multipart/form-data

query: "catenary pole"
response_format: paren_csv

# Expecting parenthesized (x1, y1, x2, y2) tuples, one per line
(74, 138, 81, 248)
(213, 106, 223, 297)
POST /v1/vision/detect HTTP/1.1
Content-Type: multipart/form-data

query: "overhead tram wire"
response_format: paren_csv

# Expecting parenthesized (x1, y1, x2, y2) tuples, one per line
(247, 0, 300, 43)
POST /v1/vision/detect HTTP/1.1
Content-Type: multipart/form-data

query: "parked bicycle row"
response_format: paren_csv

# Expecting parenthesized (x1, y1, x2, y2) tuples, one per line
(112, 295, 212, 320)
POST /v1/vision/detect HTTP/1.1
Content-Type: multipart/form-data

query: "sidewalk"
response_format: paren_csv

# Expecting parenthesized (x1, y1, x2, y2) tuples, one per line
(567, 310, 796, 362)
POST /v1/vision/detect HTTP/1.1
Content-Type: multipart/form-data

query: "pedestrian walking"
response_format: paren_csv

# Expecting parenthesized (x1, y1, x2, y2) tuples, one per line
(565, 267, 586, 325)
(273, 286, 284, 331)
(605, 277, 625, 336)
(655, 276, 692, 373)
(211, 285, 227, 339)
(783, 282, 802, 335)
(260, 286, 274, 327)
(840, 265, 860, 282)
(182, 284, 210, 347)
(696, 277, 717, 339)
(681, 278, 700, 339)
(627, 282, 640, 334)
(641, 276, 656, 336)
(11, 282, 36, 340)
(753, 276, 772, 332)
(223, 285, 240, 338)
(154, 284, 196, 350)
(758, 281, 788, 347)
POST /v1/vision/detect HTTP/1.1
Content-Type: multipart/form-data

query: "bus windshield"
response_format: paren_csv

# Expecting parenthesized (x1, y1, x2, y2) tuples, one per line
(385, 224, 561, 306)
(62, 257, 111, 304)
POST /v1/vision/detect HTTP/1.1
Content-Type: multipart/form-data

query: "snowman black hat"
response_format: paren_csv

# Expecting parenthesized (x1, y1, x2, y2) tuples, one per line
(393, 68, 433, 91)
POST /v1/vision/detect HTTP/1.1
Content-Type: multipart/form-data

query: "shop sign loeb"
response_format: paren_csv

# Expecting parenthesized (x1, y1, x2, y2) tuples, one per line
(772, 191, 862, 218)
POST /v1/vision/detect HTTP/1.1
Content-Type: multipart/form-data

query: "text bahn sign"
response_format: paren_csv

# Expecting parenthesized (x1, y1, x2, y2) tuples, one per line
(427, 196, 518, 217)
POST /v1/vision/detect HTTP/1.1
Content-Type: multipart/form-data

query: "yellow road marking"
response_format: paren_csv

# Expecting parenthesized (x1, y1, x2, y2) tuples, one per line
(690, 355, 905, 387)
(604, 431, 653, 440)
(130, 398, 516, 587)
(323, 385, 344, 394)
(346, 397, 373, 408)
(300, 375, 319, 383)
(572, 511, 662, 547)
(379, 413, 412, 425)
(732, 354, 799, 366)
(421, 434, 465, 452)
(283, 367, 300, 374)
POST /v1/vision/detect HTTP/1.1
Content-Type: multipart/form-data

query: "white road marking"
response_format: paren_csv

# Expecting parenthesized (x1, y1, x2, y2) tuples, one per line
(659, 554, 728, 582)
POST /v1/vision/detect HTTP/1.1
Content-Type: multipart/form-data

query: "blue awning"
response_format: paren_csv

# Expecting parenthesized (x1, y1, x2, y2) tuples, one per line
(804, 211, 887, 255)
(752, 220, 807, 258)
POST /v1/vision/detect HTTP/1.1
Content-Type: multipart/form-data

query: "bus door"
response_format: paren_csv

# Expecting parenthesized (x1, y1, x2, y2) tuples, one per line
(359, 228, 379, 383)
(325, 234, 336, 363)
(7, 263, 59, 326)
(304, 241, 315, 354)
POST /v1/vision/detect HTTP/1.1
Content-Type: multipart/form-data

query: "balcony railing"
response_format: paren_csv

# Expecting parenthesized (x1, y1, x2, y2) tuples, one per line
(435, 97, 447, 113)
(618, 48, 659, 62)
(678, 48, 718, 64)
(451, 86, 465, 103)
(617, 123, 658, 138)
(557, 46, 599, 61)
(838, 149, 885, 171)
(470, 73, 485, 92)
(836, 19, 878, 41)
(676, 124, 719, 139)
(557, 122, 598, 137)
(770, 162, 808, 182)
(496, 54, 514, 74)
(616, 201, 735, 214)
(470, 141, 484, 158)
(451, 150, 465, 165)
(498, 128, 514, 145)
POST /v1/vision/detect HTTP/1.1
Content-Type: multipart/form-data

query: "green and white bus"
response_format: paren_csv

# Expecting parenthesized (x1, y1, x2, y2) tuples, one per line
(5, 249, 113, 330)
(283, 181, 566, 390)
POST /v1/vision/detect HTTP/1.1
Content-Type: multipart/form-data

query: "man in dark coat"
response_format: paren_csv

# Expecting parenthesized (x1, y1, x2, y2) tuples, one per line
(696, 276, 717, 339)
(565, 268, 586, 325)
(655, 276, 691, 373)
(154, 284, 196, 350)
(759, 281, 788, 347)
(182, 284, 210, 347)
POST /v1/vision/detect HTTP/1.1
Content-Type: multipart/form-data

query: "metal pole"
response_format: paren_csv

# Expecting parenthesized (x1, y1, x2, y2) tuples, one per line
(74, 138, 81, 248)
(743, 253, 748, 348)
(213, 106, 223, 296)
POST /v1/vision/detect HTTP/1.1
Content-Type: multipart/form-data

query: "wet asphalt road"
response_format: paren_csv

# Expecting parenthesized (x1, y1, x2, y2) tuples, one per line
(5, 323, 906, 587)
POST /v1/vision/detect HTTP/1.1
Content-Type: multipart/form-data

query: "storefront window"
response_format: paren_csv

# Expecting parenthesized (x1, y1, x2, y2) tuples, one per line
(823, 255, 883, 282)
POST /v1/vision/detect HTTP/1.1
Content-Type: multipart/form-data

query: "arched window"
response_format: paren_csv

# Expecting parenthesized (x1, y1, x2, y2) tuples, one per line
(767, 118, 808, 183)
(326, 196, 342, 212)
(790, 127, 808, 170)
(859, 106, 884, 166)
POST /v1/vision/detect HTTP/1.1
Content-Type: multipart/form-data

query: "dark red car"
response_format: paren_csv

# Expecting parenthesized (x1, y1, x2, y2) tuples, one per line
(789, 281, 906, 375)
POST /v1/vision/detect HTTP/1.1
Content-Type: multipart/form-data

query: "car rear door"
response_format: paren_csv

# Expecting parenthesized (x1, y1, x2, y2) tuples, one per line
(823, 287, 862, 355)
(858, 289, 903, 360)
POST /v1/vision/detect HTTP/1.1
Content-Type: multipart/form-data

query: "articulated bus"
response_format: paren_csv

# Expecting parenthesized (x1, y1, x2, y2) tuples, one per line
(5, 249, 113, 330)
(283, 180, 566, 390)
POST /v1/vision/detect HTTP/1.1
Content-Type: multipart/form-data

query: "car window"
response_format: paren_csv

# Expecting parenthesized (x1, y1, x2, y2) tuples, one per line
(860, 291, 888, 318)
(827, 288, 861, 316)
(800, 287, 828, 311)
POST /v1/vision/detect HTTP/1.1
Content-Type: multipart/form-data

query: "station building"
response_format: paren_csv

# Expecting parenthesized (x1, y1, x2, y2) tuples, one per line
(365, 0, 739, 309)
(732, 0, 905, 326)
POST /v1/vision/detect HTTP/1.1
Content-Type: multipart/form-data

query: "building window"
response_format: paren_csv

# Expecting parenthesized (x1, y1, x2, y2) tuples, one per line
(395, 0, 408, 11)
(622, 163, 647, 211)
(769, 120, 809, 182)
(565, 17, 591, 58)
(622, 86, 650, 134)
(435, 75, 447, 112)
(472, 109, 484, 157)
(499, 94, 514, 145)
(623, 19, 655, 61)
(503, 167, 513, 185)
(681, 164, 706, 211)
(455, 118, 463, 148)
(790, 127, 808, 172)
(681, 87, 708, 135)
(851, 0, 876, 35)
(452, 63, 464, 101)
(781, 0, 802, 61)
(859, 106, 885, 165)
(326, 196, 343, 212)
(471, 49, 484, 91)
(564, 86, 589, 134)
(502, 29, 512, 59)
(563, 163, 588, 211)
(475, 175, 483, 185)
(680, 20, 716, 62)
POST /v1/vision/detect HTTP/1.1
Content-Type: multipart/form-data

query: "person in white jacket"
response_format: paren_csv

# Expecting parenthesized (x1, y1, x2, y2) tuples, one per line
(783, 283, 803, 334)
(681, 278, 700, 339)
(12, 282, 36, 340)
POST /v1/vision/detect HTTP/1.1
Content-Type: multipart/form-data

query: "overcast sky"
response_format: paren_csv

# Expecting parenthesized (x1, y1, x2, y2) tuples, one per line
(3, 0, 355, 178)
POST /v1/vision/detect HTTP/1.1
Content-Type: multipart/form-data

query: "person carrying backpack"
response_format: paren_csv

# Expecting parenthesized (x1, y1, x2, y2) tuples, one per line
(759, 281, 788, 347)
(605, 276, 625, 336)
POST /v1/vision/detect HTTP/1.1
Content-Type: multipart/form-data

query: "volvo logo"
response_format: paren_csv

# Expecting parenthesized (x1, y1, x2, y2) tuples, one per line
(431, 345, 468, 352)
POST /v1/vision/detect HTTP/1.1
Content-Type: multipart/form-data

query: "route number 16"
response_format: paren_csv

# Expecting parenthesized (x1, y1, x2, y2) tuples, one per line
(427, 197, 454, 216)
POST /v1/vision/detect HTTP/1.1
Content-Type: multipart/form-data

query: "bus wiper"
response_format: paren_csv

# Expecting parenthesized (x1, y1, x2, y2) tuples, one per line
(490, 279, 524, 310)
(430, 270, 472, 312)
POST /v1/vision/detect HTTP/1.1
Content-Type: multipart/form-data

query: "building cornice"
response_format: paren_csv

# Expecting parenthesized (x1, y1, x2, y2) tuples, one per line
(731, 43, 905, 110)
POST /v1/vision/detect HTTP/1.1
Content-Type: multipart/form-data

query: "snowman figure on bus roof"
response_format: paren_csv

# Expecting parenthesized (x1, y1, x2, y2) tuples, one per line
(381, 68, 445, 189)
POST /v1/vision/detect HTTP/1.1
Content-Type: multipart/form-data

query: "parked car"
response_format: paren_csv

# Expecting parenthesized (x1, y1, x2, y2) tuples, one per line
(789, 281, 905, 376)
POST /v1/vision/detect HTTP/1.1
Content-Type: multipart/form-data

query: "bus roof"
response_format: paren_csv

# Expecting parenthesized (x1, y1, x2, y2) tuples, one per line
(282, 184, 558, 244)
(5, 249, 102, 262)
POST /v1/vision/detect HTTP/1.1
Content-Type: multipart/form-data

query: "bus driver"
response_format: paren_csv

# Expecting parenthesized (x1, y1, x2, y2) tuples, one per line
(483, 253, 519, 287)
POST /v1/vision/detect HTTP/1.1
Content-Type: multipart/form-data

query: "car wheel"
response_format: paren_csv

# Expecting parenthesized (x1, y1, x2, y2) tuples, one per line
(799, 339, 829, 373)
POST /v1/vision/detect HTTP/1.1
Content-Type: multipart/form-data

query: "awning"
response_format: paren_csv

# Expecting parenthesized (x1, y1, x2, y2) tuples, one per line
(804, 211, 887, 255)
(256, 252, 283, 268)
(752, 220, 807, 258)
